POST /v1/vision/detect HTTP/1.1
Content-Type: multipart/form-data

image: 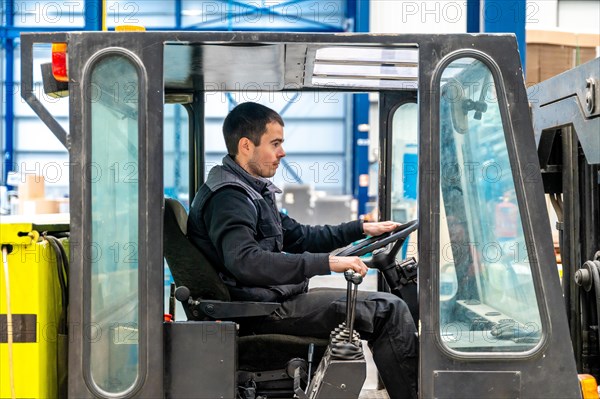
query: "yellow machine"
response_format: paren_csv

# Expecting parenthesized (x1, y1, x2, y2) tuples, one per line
(0, 216, 69, 398)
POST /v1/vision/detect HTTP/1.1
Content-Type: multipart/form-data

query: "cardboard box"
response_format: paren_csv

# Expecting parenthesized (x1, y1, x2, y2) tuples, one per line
(526, 30, 599, 85)
(18, 174, 45, 200)
(57, 198, 70, 214)
(19, 199, 60, 215)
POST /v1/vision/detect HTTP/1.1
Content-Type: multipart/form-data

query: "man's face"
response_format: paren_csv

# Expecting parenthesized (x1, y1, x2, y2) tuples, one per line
(246, 121, 286, 178)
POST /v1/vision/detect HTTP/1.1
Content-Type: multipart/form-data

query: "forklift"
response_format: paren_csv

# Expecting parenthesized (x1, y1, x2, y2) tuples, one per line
(0, 31, 595, 398)
(529, 57, 600, 388)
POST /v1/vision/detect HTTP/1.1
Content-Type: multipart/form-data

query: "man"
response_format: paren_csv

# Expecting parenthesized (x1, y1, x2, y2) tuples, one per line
(188, 102, 417, 399)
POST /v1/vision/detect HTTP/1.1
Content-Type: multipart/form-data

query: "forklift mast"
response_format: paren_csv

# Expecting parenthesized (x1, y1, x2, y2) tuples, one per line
(530, 57, 600, 379)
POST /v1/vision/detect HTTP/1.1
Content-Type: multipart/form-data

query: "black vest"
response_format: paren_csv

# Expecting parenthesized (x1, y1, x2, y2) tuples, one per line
(188, 158, 308, 302)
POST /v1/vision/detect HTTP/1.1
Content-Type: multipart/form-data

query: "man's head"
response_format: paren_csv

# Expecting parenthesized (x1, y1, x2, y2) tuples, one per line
(223, 102, 286, 178)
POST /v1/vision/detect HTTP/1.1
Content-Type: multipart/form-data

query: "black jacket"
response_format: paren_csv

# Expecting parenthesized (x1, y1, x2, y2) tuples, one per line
(187, 155, 364, 302)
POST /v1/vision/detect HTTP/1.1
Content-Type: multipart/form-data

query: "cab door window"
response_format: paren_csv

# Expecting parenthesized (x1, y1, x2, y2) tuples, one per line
(438, 57, 542, 353)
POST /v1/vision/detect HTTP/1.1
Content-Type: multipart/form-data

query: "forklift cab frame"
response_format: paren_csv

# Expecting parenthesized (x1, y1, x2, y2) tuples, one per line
(20, 31, 581, 398)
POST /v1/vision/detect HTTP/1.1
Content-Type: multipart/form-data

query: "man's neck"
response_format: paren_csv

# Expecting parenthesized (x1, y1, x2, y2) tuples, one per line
(229, 155, 258, 178)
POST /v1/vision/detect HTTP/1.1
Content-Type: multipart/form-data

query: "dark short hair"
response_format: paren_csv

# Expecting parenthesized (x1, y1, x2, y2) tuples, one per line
(223, 102, 284, 157)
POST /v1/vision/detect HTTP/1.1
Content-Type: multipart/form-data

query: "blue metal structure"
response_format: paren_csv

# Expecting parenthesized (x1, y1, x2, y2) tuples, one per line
(482, 0, 526, 70)
(176, 0, 348, 32)
(2, 0, 370, 212)
(466, 0, 481, 33)
(98, 0, 348, 32)
(2, 0, 15, 186)
(85, 0, 104, 30)
(1, 0, 102, 186)
(468, 0, 526, 74)
(349, 0, 370, 216)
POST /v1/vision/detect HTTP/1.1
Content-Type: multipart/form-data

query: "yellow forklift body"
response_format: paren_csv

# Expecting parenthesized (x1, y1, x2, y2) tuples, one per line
(0, 217, 67, 399)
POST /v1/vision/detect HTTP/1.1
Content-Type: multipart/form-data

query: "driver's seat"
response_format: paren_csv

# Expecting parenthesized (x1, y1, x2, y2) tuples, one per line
(163, 198, 328, 394)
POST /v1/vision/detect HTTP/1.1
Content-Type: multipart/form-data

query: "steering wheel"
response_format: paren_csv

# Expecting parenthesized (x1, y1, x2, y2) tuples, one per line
(334, 219, 419, 259)
(335, 219, 419, 323)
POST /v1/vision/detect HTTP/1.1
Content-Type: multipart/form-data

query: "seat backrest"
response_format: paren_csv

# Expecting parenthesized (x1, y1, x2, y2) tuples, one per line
(163, 198, 230, 303)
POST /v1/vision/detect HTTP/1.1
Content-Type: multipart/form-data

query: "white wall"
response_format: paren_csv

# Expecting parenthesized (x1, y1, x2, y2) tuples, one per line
(526, 0, 559, 31)
(525, 0, 600, 34)
(371, 0, 467, 33)
(557, 0, 600, 34)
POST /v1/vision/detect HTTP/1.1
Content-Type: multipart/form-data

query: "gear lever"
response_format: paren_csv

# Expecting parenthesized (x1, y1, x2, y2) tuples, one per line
(331, 270, 356, 344)
(344, 269, 354, 324)
(346, 271, 362, 345)
(330, 270, 364, 360)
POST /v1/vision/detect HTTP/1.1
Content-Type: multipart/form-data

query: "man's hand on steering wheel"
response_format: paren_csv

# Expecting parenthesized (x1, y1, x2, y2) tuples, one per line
(363, 221, 400, 237)
(328, 219, 417, 277)
(334, 219, 418, 258)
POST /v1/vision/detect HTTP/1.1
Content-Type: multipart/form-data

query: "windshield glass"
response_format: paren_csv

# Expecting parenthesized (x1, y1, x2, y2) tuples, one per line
(438, 57, 542, 353)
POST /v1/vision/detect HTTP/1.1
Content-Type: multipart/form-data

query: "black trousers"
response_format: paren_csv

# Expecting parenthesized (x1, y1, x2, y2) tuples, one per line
(242, 288, 418, 399)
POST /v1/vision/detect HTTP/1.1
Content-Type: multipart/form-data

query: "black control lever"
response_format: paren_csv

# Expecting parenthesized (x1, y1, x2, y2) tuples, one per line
(174, 285, 199, 306)
(168, 283, 176, 319)
(372, 256, 418, 295)
(303, 271, 368, 398)
(330, 270, 364, 360)
(397, 257, 418, 284)
(344, 269, 354, 324)
(346, 271, 362, 345)
(306, 343, 314, 387)
(330, 270, 355, 344)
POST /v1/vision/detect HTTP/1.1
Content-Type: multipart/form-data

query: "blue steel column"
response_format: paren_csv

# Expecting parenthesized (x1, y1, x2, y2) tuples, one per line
(85, 0, 103, 30)
(466, 0, 481, 33)
(3, 0, 15, 186)
(349, 0, 370, 216)
(175, 0, 182, 29)
(481, 0, 526, 75)
(174, 0, 182, 195)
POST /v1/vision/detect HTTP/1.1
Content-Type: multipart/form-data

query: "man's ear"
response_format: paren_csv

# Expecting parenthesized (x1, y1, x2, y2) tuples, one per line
(238, 137, 252, 156)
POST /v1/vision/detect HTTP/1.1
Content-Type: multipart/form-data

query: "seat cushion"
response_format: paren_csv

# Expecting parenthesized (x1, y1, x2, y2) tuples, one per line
(238, 334, 328, 372)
